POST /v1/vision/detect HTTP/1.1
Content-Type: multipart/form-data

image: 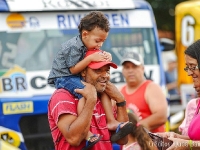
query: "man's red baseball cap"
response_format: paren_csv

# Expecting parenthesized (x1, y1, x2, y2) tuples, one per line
(85, 50, 118, 69)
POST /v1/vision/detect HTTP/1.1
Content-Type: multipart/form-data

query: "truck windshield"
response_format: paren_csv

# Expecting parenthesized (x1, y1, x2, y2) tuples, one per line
(0, 28, 157, 71)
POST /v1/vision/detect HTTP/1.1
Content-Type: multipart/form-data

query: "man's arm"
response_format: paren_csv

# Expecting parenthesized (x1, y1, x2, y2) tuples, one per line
(139, 82, 168, 131)
(105, 81, 129, 145)
(57, 82, 97, 146)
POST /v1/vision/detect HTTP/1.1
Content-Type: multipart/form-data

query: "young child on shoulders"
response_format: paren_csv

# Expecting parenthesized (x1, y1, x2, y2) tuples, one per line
(48, 11, 133, 149)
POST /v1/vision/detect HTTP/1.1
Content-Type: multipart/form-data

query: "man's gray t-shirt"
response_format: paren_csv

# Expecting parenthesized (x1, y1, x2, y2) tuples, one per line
(48, 35, 87, 84)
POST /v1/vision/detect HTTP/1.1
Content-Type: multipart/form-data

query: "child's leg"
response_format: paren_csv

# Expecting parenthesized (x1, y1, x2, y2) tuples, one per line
(54, 76, 84, 99)
(101, 93, 134, 142)
(101, 92, 120, 130)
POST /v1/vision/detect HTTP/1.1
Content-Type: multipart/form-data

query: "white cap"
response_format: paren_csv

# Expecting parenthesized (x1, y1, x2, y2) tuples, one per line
(121, 52, 143, 65)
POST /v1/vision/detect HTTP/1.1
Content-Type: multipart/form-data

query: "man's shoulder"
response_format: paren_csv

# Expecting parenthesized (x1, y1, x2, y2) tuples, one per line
(145, 80, 156, 86)
(145, 80, 162, 92)
(51, 89, 74, 99)
(54, 88, 71, 93)
(145, 80, 153, 84)
(49, 89, 76, 107)
(145, 80, 166, 102)
(139, 80, 153, 89)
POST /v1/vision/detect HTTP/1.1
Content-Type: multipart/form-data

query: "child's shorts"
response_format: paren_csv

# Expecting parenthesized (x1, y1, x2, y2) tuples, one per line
(54, 76, 84, 100)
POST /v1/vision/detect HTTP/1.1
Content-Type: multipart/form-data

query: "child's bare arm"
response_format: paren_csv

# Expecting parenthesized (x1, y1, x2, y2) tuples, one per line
(70, 52, 107, 74)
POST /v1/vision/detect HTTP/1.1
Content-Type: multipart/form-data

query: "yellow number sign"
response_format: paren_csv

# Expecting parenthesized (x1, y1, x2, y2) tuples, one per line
(175, 0, 200, 86)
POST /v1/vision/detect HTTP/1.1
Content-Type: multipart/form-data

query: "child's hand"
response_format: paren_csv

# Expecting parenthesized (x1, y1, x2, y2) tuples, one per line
(89, 51, 107, 62)
(102, 51, 112, 61)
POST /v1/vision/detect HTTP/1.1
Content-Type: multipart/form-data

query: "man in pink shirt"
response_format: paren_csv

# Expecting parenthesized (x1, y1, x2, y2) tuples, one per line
(48, 50, 131, 150)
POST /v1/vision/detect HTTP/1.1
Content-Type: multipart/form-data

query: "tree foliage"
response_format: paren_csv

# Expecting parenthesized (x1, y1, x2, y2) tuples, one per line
(146, 0, 187, 32)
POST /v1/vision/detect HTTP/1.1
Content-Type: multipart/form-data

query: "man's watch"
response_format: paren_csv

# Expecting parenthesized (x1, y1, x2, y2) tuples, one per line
(116, 101, 126, 107)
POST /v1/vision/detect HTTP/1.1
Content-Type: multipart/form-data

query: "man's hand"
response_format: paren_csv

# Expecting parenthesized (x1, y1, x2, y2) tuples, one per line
(105, 81, 125, 103)
(75, 81, 97, 104)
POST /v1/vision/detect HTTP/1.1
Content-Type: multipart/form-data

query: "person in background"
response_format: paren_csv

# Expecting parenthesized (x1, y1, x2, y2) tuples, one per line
(48, 11, 132, 149)
(157, 39, 200, 150)
(48, 50, 132, 150)
(120, 51, 168, 133)
(164, 52, 179, 100)
(122, 112, 157, 150)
